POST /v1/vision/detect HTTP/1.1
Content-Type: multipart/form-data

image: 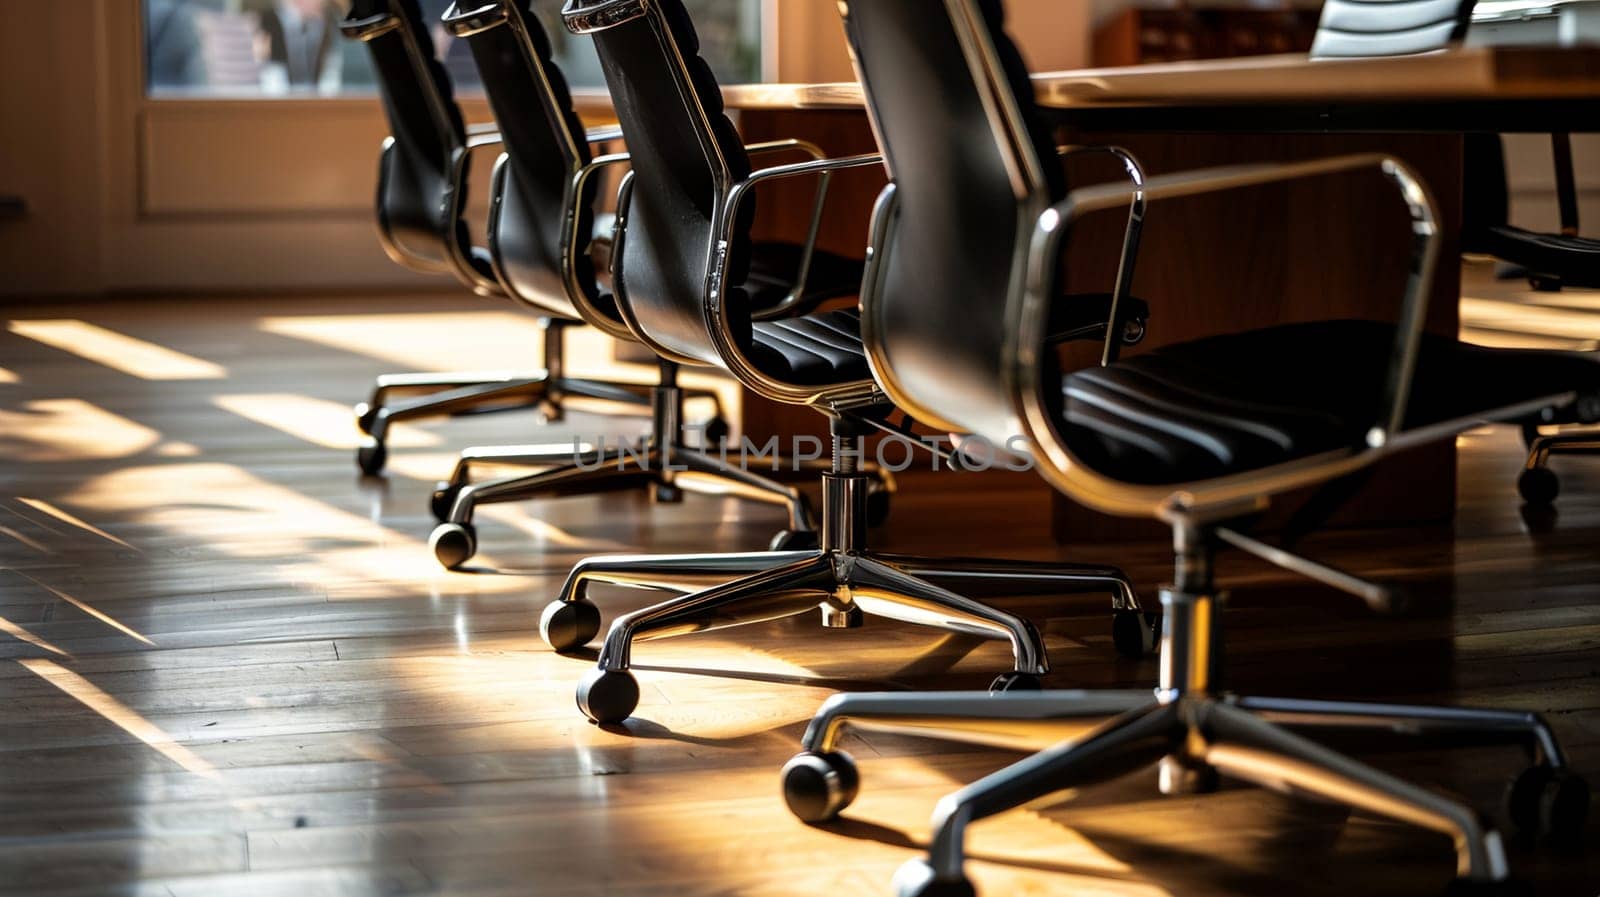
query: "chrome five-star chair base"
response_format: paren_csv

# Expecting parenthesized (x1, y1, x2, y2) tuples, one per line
(553, 440, 1151, 726)
(354, 317, 722, 476)
(426, 362, 860, 569)
(781, 520, 1590, 897)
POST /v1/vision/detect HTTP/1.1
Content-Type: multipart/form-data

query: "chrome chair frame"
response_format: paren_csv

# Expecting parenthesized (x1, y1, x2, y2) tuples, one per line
(419, 3, 857, 568)
(344, 4, 657, 475)
(781, 3, 1590, 893)
(544, 0, 1148, 728)
(425, 137, 884, 568)
(793, 153, 1586, 897)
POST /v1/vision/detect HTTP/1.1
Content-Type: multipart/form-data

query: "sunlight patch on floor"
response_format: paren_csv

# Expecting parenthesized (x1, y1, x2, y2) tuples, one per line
(0, 615, 69, 656)
(6, 569, 155, 646)
(257, 311, 741, 422)
(17, 659, 218, 778)
(8, 320, 227, 379)
(258, 311, 546, 372)
(17, 497, 138, 550)
(1460, 296, 1600, 348)
(0, 399, 172, 462)
(58, 462, 532, 597)
(214, 394, 441, 450)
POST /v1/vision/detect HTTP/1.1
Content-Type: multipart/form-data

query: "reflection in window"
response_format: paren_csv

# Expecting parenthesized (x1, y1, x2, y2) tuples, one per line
(143, 1, 765, 98)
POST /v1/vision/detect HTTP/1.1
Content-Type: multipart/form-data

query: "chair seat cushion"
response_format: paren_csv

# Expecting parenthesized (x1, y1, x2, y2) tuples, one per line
(1477, 225, 1600, 288)
(744, 242, 866, 313)
(749, 308, 872, 386)
(1061, 319, 1600, 485)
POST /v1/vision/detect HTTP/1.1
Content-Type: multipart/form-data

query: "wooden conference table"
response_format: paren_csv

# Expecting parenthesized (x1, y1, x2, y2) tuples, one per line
(582, 47, 1600, 544)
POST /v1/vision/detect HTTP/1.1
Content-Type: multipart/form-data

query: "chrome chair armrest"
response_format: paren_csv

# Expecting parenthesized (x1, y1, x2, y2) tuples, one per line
(1056, 144, 1147, 365)
(439, 134, 510, 297)
(722, 151, 885, 322)
(551, 150, 636, 338)
(569, 150, 632, 253)
(1028, 153, 1439, 454)
(466, 121, 501, 137)
(745, 138, 827, 162)
(586, 124, 625, 145)
(612, 168, 637, 281)
(666, 151, 887, 406)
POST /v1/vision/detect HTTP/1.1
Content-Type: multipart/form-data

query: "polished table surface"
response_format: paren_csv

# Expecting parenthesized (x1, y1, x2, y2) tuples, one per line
(679, 46, 1600, 113)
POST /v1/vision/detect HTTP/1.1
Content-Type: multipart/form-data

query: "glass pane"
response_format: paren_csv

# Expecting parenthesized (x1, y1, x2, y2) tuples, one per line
(144, 1, 765, 98)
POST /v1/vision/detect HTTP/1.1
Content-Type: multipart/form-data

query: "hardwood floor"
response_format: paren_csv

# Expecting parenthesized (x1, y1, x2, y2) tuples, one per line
(1, 276, 1597, 896)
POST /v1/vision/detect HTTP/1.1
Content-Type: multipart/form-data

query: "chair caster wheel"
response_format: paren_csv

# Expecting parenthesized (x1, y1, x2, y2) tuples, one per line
(1518, 467, 1559, 506)
(429, 522, 477, 569)
(703, 415, 730, 447)
(430, 484, 460, 522)
(769, 529, 819, 551)
(989, 671, 1042, 692)
(654, 482, 683, 503)
(1506, 765, 1589, 845)
(354, 402, 378, 434)
(1111, 609, 1159, 659)
(866, 489, 891, 527)
(781, 750, 859, 823)
(357, 440, 388, 476)
(540, 599, 601, 654)
(576, 668, 639, 724)
(891, 859, 976, 897)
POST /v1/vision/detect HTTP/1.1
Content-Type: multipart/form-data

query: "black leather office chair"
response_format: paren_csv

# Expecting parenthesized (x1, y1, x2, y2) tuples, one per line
(1463, 138, 1600, 506)
(1463, 134, 1599, 293)
(1308, 0, 1600, 508)
(546, 0, 1152, 727)
(779, 3, 1594, 895)
(1472, 139, 1600, 505)
(343, 0, 652, 476)
(416, 0, 839, 568)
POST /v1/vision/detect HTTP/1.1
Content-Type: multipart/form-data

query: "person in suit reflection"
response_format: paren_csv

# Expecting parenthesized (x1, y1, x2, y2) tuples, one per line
(258, 0, 339, 88)
(146, 0, 207, 88)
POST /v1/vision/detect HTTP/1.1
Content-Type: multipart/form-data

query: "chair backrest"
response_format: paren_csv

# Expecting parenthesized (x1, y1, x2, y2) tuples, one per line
(562, 0, 754, 367)
(839, 0, 1064, 441)
(446, 0, 606, 323)
(1310, 0, 1474, 58)
(343, 0, 469, 274)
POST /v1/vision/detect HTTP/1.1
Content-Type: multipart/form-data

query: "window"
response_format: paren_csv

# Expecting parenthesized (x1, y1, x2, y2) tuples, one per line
(143, 0, 765, 98)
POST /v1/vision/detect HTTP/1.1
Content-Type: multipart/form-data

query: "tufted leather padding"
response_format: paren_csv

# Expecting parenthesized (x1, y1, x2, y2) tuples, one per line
(749, 309, 872, 386)
(571, 0, 761, 364)
(1061, 320, 1600, 485)
(742, 242, 865, 313)
(1474, 226, 1600, 289)
(348, 0, 470, 269)
(453, 0, 606, 320)
(350, 0, 466, 145)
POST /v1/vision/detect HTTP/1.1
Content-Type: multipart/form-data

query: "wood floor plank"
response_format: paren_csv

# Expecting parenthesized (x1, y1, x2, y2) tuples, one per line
(1, 279, 1596, 896)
